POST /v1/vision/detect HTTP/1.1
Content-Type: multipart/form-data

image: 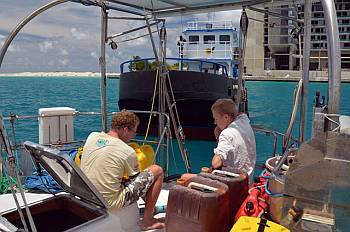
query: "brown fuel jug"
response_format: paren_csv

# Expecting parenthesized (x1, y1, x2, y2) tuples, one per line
(166, 176, 230, 232)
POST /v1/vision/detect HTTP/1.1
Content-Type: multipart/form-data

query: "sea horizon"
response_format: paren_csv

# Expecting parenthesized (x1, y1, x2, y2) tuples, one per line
(0, 71, 119, 77)
(2, 70, 350, 82)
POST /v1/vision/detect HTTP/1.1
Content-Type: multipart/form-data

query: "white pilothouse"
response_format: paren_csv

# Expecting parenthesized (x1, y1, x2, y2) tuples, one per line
(179, 20, 240, 78)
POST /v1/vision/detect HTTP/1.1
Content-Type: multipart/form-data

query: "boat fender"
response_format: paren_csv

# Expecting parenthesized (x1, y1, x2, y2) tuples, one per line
(234, 188, 268, 222)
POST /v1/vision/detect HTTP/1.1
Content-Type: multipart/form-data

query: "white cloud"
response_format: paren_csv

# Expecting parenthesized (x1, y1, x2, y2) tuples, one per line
(126, 33, 147, 46)
(59, 58, 69, 65)
(166, 47, 173, 57)
(48, 60, 55, 66)
(1, 41, 20, 52)
(60, 49, 68, 55)
(39, 41, 53, 53)
(107, 56, 120, 66)
(7, 44, 20, 52)
(90, 51, 108, 59)
(90, 51, 98, 59)
(0, 34, 21, 52)
(70, 28, 88, 40)
(16, 57, 30, 66)
(0, 1, 242, 72)
(211, 10, 241, 28)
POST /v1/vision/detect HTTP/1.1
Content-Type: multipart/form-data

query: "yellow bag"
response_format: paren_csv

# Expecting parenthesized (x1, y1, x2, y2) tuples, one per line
(74, 147, 83, 167)
(128, 142, 155, 171)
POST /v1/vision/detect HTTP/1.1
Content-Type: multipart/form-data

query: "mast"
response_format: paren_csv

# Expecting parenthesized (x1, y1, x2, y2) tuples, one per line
(299, 0, 311, 142)
(237, 9, 248, 112)
(100, 1, 108, 132)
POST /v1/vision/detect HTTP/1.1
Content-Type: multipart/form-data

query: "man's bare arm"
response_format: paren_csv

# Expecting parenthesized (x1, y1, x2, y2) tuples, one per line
(211, 154, 223, 169)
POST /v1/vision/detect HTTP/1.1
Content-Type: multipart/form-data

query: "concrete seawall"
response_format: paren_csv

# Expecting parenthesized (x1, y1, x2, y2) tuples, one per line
(244, 70, 350, 82)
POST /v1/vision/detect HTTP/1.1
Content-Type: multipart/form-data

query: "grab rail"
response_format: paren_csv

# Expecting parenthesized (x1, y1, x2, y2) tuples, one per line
(120, 57, 228, 76)
(252, 124, 299, 157)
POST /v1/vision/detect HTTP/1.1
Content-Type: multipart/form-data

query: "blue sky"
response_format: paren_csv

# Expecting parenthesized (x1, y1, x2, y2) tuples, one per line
(0, 0, 241, 73)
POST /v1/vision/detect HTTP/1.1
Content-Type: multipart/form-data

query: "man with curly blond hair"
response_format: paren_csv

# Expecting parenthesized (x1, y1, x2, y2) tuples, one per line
(81, 110, 164, 230)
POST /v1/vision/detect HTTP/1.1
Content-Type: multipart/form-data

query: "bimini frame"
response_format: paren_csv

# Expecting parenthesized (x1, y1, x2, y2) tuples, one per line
(0, 0, 341, 144)
(0, 0, 194, 173)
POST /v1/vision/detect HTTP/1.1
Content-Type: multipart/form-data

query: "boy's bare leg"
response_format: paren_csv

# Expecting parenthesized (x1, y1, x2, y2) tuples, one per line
(139, 165, 165, 230)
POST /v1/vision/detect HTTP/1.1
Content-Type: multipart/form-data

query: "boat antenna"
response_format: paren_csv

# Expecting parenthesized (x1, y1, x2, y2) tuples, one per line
(181, 12, 184, 33)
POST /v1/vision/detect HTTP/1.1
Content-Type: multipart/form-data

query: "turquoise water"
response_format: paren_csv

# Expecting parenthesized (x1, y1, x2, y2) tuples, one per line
(1, 76, 350, 230)
(1, 76, 350, 174)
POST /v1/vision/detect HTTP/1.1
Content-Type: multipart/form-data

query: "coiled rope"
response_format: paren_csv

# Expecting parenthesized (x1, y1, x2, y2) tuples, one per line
(0, 175, 18, 194)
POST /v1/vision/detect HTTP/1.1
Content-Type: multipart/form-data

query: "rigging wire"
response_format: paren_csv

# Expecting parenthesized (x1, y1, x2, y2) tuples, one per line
(0, 122, 32, 232)
(2, 161, 31, 231)
(143, 69, 159, 144)
(9, 113, 20, 171)
(116, 30, 158, 44)
(144, 8, 191, 172)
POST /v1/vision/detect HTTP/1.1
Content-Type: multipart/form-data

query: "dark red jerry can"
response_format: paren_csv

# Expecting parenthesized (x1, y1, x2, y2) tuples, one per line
(199, 167, 249, 229)
(166, 176, 230, 232)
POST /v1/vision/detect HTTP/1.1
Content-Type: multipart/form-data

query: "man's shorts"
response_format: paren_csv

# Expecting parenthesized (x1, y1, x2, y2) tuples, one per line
(123, 169, 154, 207)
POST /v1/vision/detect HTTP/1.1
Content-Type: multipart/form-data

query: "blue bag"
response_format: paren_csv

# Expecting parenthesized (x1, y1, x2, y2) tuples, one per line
(24, 173, 62, 193)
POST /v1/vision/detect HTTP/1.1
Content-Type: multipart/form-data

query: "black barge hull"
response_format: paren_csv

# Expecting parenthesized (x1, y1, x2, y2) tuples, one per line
(118, 70, 237, 140)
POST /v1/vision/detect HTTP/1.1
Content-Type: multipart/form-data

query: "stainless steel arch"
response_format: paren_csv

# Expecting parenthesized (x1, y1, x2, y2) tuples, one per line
(0, 0, 68, 69)
(322, 0, 341, 114)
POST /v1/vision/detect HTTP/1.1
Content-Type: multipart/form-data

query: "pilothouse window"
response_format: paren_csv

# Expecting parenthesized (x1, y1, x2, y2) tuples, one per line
(204, 35, 215, 44)
(219, 35, 230, 44)
(189, 35, 199, 44)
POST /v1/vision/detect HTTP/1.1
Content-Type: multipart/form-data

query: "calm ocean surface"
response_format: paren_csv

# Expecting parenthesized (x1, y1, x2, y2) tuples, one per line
(1, 76, 350, 230)
(1, 76, 350, 174)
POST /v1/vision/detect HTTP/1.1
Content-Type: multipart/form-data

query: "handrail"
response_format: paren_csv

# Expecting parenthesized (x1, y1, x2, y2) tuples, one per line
(119, 57, 228, 76)
(186, 20, 235, 30)
(252, 124, 299, 157)
(284, 79, 303, 152)
(2, 110, 168, 131)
